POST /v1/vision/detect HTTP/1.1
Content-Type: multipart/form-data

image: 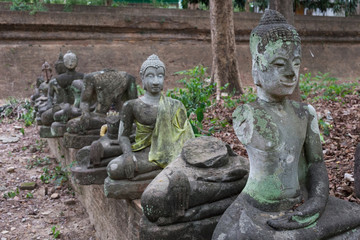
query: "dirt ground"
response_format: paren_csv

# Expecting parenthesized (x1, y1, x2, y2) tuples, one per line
(0, 118, 97, 240)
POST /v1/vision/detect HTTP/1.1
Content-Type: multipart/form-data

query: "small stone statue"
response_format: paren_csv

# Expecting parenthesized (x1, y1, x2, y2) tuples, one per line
(212, 10, 360, 240)
(31, 61, 53, 125)
(140, 136, 249, 240)
(40, 50, 84, 137)
(103, 54, 194, 199)
(69, 69, 138, 183)
(66, 69, 137, 136)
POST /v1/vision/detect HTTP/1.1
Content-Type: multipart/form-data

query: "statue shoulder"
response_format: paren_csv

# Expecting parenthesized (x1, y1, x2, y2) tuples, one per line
(232, 103, 254, 145)
(123, 99, 138, 109)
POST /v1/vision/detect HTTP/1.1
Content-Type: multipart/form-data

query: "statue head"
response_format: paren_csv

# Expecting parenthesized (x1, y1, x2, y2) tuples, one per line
(140, 54, 166, 95)
(54, 51, 67, 75)
(41, 61, 52, 82)
(63, 50, 78, 71)
(250, 9, 301, 101)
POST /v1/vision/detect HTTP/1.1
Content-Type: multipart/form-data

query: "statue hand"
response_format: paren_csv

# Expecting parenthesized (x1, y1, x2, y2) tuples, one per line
(267, 207, 320, 230)
(80, 111, 91, 127)
(123, 154, 135, 179)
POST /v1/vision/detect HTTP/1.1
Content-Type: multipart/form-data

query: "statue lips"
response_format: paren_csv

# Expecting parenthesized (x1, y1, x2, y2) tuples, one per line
(280, 78, 297, 87)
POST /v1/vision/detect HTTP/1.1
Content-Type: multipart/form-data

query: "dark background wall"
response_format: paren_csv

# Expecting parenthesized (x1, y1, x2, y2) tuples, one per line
(0, 3, 359, 99)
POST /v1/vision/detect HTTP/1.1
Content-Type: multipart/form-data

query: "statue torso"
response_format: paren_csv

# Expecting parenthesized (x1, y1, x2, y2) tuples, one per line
(233, 99, 310, 210)
(132, 98, 158, 127)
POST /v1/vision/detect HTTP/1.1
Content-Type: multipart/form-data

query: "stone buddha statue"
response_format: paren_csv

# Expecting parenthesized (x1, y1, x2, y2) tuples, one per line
(65, 68, 137, 139)
(37, 52, 67, 125)
(31, 61, 53, 125)
(40, 50, 84, 137)
(102, 54, 194, 199)
(212, 10, 360, 240)
(140, 136, 249, 240)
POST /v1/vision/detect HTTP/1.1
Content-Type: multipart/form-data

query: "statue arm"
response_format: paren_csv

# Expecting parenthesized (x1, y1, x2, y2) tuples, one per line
(46, 79, 56, 109)
(80, 75, 94, 119)
(292, 104, 329, 219)
(118, 100, 136, 177)
(268, 104, 329, 230)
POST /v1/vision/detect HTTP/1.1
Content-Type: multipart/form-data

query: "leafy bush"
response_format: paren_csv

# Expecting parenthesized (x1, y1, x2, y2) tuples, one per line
(167, 65, 215, 135)
(10, 0, 47, 15)
(299, 72, 359, 101)
(0, 98, 35, 125)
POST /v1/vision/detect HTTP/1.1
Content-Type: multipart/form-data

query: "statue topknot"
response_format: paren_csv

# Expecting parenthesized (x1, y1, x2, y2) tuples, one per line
(250, 9, 301, 56)
(140, 54, 166, 78)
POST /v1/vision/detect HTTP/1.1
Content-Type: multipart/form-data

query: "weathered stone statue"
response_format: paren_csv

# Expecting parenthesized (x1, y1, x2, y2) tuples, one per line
(64, 69, 137, 149)
(212, 10, 360, 240)
(103, 54, 194, 199)
(40, 50, 84, 137)
(31, 62, 53, 125)
(71, 111, 125, 184)
(140, 136, 249, 240)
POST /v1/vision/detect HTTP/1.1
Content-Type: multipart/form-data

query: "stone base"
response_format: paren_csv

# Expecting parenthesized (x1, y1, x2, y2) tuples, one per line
(47, 138, 142, 240)
(140, 215, 220, 240)
(71, 165, 108, 185)
(63, 132, 100, 149)
(39, 126, 57, 138)
(104, 177, 152, 200)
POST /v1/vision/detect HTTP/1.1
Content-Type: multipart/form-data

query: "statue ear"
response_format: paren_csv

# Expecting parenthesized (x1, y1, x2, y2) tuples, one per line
(252, 63, 262, 87)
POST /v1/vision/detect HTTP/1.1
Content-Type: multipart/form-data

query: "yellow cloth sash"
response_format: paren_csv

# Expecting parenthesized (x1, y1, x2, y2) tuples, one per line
(131, 95, 194, 168)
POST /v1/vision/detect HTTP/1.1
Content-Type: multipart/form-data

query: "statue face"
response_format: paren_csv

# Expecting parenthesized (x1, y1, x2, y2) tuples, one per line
(63, 53, 78, 70)
(253, 40, 301, 101)
(142, 66, 165, 95)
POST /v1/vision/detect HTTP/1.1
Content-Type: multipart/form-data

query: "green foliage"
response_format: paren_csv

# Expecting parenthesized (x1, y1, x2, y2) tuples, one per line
(0, 98, 35, 126)
(26, 156, 52, 169)
(3, 188, 20, 199)
(40, 164, 69, 185)
(151, 0, 170, 8)
(299, 72, 359, 101)
(51, 226, 61, 239)
(26, 192, 34, 198)
(10, 0, 47, 15)
(137, 84, 145, 96)
(167, 65, 215, 135)
(240, 87, 257, 103)
(318, 119, 333, 136)
(40, 167, 51, 184)
(221, 86, 256, 109)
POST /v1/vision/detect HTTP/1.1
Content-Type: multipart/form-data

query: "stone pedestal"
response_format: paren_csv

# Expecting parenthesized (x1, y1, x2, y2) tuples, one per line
(71, 165, 108, 185)
(140, 216, 219, 240)
(63, 132, 101, 149)
(47, 138, 142, 240)
(39, 126, 56, 138)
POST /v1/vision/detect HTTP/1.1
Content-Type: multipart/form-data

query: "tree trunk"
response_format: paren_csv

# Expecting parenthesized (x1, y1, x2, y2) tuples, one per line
(245, 0, 250, 12)
(269, 0, 294, 25)
(210, 0, 243, 99)
(269, 0, 301, 101)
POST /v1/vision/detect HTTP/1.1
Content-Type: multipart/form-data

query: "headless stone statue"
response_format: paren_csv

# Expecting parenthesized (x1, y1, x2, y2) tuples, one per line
(69, 69, 138, 183)
(103, 54, 194, 199)
(212, 10, 360, 240)
(140, 136, 249, 240)
(40, 50, 84, 138)
(66, 69, 137, 135)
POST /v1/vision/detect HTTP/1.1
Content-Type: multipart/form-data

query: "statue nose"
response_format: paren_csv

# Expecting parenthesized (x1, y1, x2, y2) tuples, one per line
(153, 77, 160, 84)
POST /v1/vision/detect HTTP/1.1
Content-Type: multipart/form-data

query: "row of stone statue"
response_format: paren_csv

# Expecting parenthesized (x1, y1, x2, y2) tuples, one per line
(32, 9, 360, 240)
